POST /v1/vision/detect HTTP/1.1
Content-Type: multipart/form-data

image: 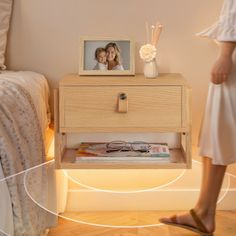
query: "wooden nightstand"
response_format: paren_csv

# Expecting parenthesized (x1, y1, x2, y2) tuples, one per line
(54, 73, 191, 169)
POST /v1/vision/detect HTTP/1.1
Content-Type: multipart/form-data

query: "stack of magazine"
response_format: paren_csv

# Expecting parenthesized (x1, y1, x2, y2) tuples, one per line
(75, 142, 170, 162)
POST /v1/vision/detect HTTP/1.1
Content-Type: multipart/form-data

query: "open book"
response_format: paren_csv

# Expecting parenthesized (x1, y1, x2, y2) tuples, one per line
(75, 142, 170, 162)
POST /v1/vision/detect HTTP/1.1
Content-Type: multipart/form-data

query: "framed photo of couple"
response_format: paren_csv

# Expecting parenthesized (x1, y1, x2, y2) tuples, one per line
(79, 37, 135, 75)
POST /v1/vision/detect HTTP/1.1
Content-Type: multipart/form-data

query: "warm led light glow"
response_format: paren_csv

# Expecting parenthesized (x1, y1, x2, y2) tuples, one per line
(47, 137, 54, 159)
(24, 173, 165, 228)
(0, 159, 234, 230)
(23, 159, 232, 228)
(63, 169, 187, 193)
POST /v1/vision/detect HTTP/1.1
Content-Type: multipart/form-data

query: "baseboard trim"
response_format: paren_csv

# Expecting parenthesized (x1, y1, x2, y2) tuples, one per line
(66, 188, 236, 211)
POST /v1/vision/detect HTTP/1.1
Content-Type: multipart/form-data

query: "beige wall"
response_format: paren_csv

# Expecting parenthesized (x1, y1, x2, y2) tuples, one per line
(6, 0, 223, 145)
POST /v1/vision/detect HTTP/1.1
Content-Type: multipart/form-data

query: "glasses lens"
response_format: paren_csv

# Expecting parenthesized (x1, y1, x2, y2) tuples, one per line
(131, 141, 150, 151)
(107, 141, 125, 150)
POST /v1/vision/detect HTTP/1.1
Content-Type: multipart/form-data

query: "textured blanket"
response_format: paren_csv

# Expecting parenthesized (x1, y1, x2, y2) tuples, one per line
(0, 79, 55, 236)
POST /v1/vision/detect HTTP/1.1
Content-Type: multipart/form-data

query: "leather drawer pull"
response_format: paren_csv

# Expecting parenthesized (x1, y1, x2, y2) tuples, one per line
(118, 93, 128, 113)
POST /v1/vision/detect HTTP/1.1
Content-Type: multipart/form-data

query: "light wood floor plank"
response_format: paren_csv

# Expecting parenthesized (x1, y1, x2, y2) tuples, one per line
(48, 211, 236, 236)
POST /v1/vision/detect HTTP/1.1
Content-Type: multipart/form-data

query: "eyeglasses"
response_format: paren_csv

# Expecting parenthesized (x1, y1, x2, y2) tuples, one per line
(106, 140, 151, 153)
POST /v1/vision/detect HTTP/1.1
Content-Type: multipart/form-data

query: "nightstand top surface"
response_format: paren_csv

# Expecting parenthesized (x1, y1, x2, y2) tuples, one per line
(60, 73, 190, 86)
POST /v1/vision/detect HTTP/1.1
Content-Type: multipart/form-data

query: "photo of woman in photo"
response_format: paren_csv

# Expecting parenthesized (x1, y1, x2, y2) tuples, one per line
(93, 42, 124, 71)
(105, 42, 124, 70)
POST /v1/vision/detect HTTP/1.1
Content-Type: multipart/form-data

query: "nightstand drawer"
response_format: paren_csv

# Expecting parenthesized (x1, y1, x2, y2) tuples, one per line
(60, 86, 182, 130)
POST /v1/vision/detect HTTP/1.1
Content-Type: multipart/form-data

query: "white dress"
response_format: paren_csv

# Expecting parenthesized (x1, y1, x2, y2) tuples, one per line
(197, 0, 236, 165)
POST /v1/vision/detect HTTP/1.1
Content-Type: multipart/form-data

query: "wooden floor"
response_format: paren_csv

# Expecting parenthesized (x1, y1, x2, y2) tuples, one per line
(48, 211, 236, 236)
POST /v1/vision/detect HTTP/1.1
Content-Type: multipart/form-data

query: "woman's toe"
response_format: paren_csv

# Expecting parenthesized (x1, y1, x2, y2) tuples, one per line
(159, 215, 177, 223)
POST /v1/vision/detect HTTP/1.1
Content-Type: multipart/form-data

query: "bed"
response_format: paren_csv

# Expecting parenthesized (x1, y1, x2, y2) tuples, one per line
(0, 71, 56, 236)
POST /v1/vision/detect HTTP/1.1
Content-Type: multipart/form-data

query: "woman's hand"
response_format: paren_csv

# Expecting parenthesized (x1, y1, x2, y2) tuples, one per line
(211, 41, 236, 84)
(211, 54, 233, 84)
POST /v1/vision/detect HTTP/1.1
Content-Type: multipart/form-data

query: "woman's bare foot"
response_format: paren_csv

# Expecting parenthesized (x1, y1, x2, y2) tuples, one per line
(159, 208, 215, 233)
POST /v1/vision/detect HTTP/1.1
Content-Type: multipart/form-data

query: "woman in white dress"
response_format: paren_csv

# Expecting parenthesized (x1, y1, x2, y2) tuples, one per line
(160, 0, 236, 235)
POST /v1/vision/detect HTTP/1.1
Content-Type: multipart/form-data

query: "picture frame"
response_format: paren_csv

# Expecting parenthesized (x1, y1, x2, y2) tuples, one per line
(79, 37, 135, 75)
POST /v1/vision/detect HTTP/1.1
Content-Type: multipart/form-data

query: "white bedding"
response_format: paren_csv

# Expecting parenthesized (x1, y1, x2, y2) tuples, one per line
(0, 71, 51, 134)
(0, 166, 13, 236)
(0, 71, 53, 236)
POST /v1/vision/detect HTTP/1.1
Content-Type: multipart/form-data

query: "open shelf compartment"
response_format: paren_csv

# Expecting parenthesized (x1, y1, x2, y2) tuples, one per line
(55, 131, 191, 169)
(59, 146, 187, 169)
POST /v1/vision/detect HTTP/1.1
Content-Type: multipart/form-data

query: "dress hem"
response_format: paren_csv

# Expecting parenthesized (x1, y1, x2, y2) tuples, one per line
(198, 149, 235, 166)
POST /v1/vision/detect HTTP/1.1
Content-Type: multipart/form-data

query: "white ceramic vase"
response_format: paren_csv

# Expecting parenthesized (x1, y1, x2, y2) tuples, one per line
(143, 58, 158, 78)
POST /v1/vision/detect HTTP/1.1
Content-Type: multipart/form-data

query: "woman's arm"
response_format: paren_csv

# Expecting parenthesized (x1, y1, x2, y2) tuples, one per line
(211, 41, 236, 84)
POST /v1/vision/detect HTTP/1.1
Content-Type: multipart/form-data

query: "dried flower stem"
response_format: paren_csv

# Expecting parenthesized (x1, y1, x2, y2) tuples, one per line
(145, 21, 150, 44)
(153, 24, 163, 46)
(144, 21, 163, 46)
(151, 25, 155, 45)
